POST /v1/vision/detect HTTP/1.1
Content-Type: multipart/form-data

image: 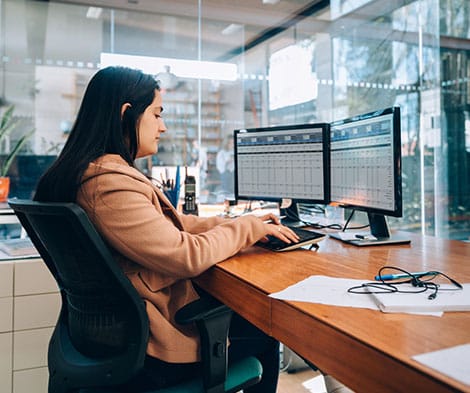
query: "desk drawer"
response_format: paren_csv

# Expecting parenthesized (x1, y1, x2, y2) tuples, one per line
(13, 367, 48, 393)
(14, 259, 57, 296)
(0, 333, 13, 393)
(0, 297, 13, 333)
(13, 327, 54, 370)
(0, 262, 13, 297)
(14, 293, 60, 330)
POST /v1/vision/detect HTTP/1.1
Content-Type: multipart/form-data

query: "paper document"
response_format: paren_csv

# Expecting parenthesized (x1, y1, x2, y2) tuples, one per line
(328, 231, 371, 241)
(269, 275, 444, 316)
(0, 238, 39, 259)
(269, 275, 382, 311)
(371, 284, 470, 313)
(413, 344, 470, 386)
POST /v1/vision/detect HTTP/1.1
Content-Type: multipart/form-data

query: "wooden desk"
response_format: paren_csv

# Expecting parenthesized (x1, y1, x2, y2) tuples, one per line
(195, 232, 470, 393)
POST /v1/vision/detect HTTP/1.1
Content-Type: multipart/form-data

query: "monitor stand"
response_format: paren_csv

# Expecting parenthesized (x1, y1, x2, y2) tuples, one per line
(329, 212, 411, 246)
(280, 202, 304, 227)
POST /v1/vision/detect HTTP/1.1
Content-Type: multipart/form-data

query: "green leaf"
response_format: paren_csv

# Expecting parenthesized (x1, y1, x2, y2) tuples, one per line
(0, 106, 14, 130)
(0, 129, 34, 177)
(0, 106, 18, 141)
(0, 105, 34, 177)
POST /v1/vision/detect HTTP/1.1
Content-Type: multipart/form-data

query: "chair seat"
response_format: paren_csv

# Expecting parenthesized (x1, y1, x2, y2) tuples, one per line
(80, 356, 262, 393)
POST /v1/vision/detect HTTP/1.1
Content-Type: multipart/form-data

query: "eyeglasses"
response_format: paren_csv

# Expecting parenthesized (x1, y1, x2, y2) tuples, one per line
(348, 266, 463, 300)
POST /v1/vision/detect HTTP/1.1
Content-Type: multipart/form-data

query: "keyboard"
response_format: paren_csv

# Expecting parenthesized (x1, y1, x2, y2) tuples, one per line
(256, 226, 326, 252)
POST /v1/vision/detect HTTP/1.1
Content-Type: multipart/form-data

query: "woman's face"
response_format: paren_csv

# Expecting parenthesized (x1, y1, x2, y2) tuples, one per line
(136, 89, 167, 158)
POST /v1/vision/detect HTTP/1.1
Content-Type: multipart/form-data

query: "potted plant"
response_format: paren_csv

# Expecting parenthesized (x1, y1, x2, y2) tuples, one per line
(0, 106, 34, 202)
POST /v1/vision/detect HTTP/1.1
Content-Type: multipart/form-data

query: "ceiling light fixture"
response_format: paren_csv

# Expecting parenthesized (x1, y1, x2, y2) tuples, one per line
(100, 53, 238, 82)
(86, 7, 102, 19)
(221, 23, 243, 35)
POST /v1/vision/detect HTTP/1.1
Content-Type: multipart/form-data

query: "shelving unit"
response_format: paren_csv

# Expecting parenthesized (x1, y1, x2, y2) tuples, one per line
(153, 81, 226, 194)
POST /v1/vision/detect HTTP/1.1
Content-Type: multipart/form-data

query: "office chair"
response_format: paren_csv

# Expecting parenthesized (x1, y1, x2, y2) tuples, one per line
(9, 199, 262, 393)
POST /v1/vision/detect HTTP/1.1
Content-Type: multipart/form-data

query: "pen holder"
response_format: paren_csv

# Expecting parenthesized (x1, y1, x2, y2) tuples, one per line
(164, 188, 180, 209)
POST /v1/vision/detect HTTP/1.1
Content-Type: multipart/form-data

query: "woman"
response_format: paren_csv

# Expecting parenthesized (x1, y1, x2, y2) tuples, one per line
(34, 66, 299, 392)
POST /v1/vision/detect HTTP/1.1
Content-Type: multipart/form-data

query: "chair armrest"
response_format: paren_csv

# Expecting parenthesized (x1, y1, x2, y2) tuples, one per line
(175, 293, 232, 393)
(175, 293, 231, 324)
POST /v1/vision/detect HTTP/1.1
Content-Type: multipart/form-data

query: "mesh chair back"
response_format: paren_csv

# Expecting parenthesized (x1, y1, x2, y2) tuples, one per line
(9, 199, 149, 392)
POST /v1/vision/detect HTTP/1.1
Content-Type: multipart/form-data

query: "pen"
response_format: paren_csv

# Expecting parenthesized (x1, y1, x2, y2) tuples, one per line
(374, 271, 439, 281)
(355, 234, 377, 241)
(263, 216, 286, 224)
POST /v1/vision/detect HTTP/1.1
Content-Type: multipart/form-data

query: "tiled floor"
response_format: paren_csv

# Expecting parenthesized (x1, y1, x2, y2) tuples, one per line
(276, 346, 327, 393)
(277, 368, 326, 393)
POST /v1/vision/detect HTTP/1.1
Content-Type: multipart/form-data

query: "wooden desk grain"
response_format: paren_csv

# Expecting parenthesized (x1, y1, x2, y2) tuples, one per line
(195, 232, 470, 393)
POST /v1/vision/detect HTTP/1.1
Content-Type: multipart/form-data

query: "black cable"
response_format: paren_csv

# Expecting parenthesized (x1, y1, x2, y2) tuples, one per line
(342, 210, 355, 232)
(341, 209, 370, 231)
(298, 204, 326, 214)
(348, 266, 463, 300)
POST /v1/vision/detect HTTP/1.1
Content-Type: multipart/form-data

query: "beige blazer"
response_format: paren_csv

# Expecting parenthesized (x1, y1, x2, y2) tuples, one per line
(77, 154, 266, 363)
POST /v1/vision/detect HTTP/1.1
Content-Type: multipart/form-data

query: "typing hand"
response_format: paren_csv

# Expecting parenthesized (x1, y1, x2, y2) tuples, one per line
(261, 222, 300, 244)
(258, 213, 281, 225)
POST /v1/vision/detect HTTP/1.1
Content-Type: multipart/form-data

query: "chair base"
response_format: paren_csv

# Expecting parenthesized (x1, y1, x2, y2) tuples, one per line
(78, 356, 262, 393)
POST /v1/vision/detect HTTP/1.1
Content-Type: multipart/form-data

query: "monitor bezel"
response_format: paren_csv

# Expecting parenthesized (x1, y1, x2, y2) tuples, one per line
(233, 122, 330, 205)
(329, 106, 402, 218)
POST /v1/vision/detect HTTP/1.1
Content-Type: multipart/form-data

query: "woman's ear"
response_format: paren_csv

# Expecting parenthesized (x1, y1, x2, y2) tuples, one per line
(121, 102, 132, 118)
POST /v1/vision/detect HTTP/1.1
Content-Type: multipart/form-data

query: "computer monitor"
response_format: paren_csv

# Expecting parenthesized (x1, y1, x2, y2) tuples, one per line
(329, 106, 410, 246)
(234, 123, 329, 222)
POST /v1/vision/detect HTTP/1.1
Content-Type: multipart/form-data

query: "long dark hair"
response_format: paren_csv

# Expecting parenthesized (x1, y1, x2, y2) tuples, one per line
(34, 66, 159, 202)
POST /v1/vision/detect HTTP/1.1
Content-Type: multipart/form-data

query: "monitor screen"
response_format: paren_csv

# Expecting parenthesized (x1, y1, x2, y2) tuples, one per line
(329, 107, 409, 245)
(234, 123, 330, 208)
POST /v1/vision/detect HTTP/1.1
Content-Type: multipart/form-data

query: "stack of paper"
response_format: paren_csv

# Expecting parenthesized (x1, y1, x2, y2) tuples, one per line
(0, 238, 39, 257)
(370, 283, 470, 313)
(269, 275, 470, 315)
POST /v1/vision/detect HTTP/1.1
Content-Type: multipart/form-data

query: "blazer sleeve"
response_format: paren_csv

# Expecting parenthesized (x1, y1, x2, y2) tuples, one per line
(78, 170, 266, 280)
(178, 212, 228, 234)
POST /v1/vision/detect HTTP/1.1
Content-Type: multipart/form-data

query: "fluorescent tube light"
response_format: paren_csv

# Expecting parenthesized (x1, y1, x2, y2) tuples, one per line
(100, 53, 238, 82)
(86, 7, 102, 19)
(222, 23, 243, 35)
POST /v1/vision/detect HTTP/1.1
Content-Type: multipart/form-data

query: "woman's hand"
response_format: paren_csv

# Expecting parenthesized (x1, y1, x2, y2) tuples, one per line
(258, 213, 281, 224)
(257, 214, 300, 244)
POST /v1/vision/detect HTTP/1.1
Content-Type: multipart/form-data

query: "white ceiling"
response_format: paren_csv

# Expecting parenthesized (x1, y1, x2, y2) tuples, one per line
(56, 0, 318, 26)
(52, 0, 328, 61)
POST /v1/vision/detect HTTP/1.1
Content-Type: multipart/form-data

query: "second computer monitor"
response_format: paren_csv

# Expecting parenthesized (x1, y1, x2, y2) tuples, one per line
(234, 123, 329, 205)
(330, 107, 401, 216)
(329, 106, 409, 245)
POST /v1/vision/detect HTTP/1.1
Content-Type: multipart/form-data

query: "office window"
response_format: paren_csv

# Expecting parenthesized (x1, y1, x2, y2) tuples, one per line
(0, 0, 468, 241)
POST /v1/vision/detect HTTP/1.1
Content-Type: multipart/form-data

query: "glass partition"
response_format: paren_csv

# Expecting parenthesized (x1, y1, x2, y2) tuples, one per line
(0, 0, 469, 240)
